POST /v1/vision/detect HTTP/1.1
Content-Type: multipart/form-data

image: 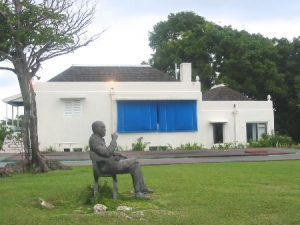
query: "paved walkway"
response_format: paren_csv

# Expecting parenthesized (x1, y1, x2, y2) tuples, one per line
(1, 148, 300, 167)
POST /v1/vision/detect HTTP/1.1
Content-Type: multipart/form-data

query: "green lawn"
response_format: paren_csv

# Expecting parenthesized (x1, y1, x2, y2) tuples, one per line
(1, 161, 300, 225)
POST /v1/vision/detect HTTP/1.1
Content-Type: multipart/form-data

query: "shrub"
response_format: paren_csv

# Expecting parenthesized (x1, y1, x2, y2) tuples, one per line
(291, 144, 300, 149)
(78, 182, 114, 206)
(84, 145, 90, 152)
(176, 143, 205, 150)
(116, 145, 125, 151)
(149, 146, 169, 151)
(46, 146, 57, 152)
(211, 142, 248, 150)
(248, 133, 294, 148)
(0, 124, 12, 151)
(131, 137, 149, 151)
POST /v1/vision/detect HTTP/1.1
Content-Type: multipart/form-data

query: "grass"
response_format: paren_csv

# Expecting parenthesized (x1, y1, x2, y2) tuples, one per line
(1, 161, 300, 225)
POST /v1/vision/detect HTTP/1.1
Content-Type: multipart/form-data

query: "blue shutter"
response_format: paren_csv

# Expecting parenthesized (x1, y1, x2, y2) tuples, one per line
(117, 101, 157, 132)
(158, 100, 197, 132)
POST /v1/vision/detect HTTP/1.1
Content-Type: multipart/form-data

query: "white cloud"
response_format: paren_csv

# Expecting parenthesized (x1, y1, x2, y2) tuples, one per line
(1, 0, 300, 121)
(37, 14, 164, 80)
(246, 19, 300, 39)
(0, 14, 163, 120)
(210, 16, 300, 40)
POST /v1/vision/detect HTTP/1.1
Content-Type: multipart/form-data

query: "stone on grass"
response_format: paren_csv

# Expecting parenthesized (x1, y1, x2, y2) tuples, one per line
(0, 168, 11, 177)
(132, 210, 145, 217)
(0, 162, 24, 177)
(125, 215, 133, 220)
(116, 206, 133, 212)
(0, 161, 70, 178)
(93, 204, 107, 214)
(39, 198, 55, 209)
(46, 160, 70, 170)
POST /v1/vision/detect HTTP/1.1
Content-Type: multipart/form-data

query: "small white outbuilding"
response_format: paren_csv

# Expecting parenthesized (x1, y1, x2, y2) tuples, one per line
(3, 63, 274, 151)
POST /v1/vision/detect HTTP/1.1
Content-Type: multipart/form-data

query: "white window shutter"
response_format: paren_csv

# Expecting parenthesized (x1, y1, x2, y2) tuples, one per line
(64, 99, 82, 116)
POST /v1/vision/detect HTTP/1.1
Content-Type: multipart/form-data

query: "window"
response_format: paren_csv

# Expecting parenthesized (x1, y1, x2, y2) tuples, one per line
(117, 101, 157, 132)
(158, 101, 197, 132)
(64, 99, 82, 116)
(117, 100, 197, 133)
(246, 123, 267, 141)
(212, 123, 224, 144)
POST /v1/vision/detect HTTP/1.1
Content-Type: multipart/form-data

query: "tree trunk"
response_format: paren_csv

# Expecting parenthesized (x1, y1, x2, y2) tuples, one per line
(17, 73, 49, 172)
(29, 85, 49, 172)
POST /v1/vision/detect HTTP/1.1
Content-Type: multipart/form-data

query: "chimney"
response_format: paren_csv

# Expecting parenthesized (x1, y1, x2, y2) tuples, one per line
(179, 63, 192, 82)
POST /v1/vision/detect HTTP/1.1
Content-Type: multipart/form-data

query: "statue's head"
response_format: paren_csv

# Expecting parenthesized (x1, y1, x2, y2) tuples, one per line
(92, 121, 106, 137)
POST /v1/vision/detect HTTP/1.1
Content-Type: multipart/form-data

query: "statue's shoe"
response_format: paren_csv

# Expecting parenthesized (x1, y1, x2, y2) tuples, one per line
(142, 188, 154, 193)
(135, 192, 150, 200)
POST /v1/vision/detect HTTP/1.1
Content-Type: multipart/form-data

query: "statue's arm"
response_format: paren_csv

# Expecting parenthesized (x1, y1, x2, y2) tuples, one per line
(107, 139, 117, 152)
(106, 132, 118, 153)
(89, 137, 114, 157)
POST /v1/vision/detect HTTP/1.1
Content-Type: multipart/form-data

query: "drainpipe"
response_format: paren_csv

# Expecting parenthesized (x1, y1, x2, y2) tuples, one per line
(175, 63, 178, 80)
(232, 104, 238, 144)
(109, 86, 116, 133)
(11, 105, 14, 128)
(17, 107, 19, 128)
(5, 104, 8, 127)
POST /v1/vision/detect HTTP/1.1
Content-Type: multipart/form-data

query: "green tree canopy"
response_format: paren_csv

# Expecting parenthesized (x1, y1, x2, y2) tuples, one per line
(149, 12, 216, 89)
(149, 11, 300, 142)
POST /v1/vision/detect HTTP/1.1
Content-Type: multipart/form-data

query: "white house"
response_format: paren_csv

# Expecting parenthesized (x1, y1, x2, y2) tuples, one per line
(3, 63, 274, 151)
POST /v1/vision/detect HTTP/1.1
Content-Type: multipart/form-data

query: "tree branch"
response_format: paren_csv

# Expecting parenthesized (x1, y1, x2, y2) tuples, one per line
(38, 32, 103, 63)
(0, 50, 14, 62)
(0, 66, 16, 73)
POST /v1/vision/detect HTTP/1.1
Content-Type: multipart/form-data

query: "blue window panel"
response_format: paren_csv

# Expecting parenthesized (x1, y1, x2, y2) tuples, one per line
(158, 100, 197, 132)
(117, 101, 157, 132)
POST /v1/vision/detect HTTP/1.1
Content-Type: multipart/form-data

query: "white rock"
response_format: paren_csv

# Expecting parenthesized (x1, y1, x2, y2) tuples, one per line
(125, 215, 133, 220)
(116, 206, 133, 212)
(39, 198, 54, 209)
(93, 204, 107, 214)
(132, 210, 145, 217)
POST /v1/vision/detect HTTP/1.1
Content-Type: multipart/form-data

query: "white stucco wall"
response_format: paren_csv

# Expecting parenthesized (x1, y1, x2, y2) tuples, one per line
(35, 79, 274, 151)
(198, 101, 274, 147)
(35, 80, 204, 151)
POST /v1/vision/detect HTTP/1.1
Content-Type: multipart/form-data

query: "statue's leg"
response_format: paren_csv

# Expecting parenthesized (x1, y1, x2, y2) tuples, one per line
(115, 159, 147, 193)
(130, 165, 152, 199)
(114, 159, 139, 192)
(93, 168, 99, 197)
(94, 181, 99, 197)
(114, 159, 152, 198)
(128, 161, 153, 194)
(112, 175, 118, 200)
(130, 170, 140, 193)
(132, 163, 147, 192)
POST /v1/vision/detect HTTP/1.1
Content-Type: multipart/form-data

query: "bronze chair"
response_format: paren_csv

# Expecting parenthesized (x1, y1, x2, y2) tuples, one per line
(89, 151, 118, 199)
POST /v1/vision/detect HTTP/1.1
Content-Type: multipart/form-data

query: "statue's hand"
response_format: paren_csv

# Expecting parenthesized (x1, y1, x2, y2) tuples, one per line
(114, 155, 121, 161)
(111, 132, 118, 141)
(113, 151, 127, 159)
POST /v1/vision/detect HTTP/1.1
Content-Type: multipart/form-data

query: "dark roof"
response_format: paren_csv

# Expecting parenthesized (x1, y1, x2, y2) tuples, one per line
(203, 85, 250, 101)
(48, 66, 177, 82)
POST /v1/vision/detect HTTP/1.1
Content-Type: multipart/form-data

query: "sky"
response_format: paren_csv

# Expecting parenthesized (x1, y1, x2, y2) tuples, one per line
(1, 0, 300, 120)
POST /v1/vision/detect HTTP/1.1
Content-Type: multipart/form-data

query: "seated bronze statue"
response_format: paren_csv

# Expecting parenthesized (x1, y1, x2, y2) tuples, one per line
(89, 121, 153, 199)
